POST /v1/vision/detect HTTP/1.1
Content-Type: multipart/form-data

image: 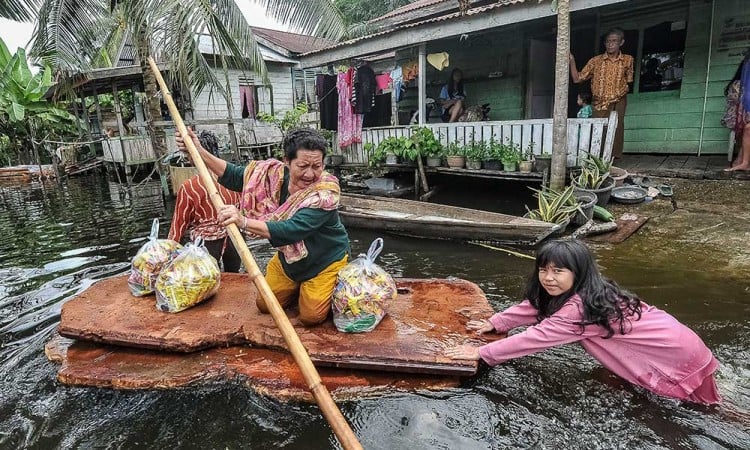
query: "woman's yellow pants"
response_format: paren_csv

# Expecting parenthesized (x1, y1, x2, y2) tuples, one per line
(257, 253, 348, 325)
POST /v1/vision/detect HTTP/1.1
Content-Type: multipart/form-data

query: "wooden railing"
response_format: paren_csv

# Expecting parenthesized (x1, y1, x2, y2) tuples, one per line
(102, 136, 158, 165)
(333, 111, 618, 167)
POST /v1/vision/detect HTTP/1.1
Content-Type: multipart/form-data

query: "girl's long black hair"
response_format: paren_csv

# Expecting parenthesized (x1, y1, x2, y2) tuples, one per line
(446, 68, 465, 97)
(524, 239, 642, 338)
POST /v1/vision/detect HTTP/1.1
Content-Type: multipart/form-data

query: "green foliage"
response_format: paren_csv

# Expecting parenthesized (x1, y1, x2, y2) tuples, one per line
(257, 103, 309, 132)
(334, 0, 411, 37)
(573, 163, 609, 189)
(410, 127, 442, 157)
(582, 152, 612, 174)
(464, 141, 486, 161)
(0, 37, 78, 165)
(500, 142, 522, 164)
(525, 185, 579, 224)
(445, 142, 464, 157)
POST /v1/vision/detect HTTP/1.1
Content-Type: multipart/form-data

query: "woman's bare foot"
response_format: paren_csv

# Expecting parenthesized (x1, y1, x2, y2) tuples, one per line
(725, 164, 750, 171)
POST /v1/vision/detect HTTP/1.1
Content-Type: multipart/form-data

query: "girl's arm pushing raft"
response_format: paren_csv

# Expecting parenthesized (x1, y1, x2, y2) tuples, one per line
(479, 297, 601, 366)
(487, 300, 541, 333)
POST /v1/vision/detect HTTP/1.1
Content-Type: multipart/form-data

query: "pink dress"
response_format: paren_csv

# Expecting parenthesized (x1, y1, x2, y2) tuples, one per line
(337, 68, 362, 148)
(478, 296, 721, 404)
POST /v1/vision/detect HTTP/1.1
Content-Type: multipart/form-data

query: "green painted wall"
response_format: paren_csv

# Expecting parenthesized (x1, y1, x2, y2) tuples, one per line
(618, 0, 742, 154)
(395, 26, 526, 122)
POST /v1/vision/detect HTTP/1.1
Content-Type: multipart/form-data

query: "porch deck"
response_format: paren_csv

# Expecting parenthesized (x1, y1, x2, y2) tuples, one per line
(618, 155, 750, 181)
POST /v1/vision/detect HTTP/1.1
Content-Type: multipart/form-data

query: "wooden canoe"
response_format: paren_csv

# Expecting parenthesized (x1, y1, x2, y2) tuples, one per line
(339, 193, 559, 246)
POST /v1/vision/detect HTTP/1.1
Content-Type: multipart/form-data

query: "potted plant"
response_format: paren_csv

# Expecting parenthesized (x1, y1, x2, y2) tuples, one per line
(519, 142, 534, 173)
(572, 191, 597, 226)
(445, 142, 465, 168)
(396, 137, 419, 166)
(524, 185, 580, 233)
(373, 137, 402, 166)
(501, 144, 522, 172)
(535, 151, 552, 174)
(411, 127, 443, 167)
(572, 163, 615, 207)
(483, 140, 503, 171)
(464, 141, 484, 170)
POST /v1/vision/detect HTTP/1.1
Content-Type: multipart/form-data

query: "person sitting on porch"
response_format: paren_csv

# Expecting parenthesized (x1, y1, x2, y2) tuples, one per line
(722, 50, 750, 171)
(175, 127, 350, 326)
(569, 28, 634, 159)
(439, 68, 466, 123)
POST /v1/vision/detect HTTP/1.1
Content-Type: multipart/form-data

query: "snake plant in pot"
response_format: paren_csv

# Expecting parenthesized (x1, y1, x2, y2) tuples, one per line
(572, 161, 614, 207)
(524, 185, 581, 233)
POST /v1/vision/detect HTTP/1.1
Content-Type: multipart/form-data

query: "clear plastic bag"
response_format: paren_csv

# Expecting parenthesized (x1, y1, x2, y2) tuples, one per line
(128, 219, 182, 296)
(332, 238, 396, 333)
(155, 238, 221, 313)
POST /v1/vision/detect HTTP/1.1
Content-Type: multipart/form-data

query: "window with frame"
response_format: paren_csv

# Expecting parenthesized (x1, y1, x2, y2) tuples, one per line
(238, 77, 273, 118)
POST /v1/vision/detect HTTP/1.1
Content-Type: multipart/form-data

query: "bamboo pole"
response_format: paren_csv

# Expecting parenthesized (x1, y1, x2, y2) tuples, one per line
(146, 57, 362, 450)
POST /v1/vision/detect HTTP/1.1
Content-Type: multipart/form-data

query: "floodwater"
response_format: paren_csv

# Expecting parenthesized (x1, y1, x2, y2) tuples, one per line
(0, 175, 747, 449)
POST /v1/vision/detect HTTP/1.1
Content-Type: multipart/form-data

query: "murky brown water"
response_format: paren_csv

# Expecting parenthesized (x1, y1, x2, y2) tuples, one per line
(0, 175, 747, 449)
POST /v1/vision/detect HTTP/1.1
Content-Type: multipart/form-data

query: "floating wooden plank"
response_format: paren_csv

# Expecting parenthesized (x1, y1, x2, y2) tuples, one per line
(59, 274, 502, 376)
(588, 213, 649, 244)
(46, 335, 459, 401)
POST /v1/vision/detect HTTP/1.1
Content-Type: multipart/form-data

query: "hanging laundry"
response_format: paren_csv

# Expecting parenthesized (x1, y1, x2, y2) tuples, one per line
(316, 74, 338, 131)
(375, 73, 392, 91)
(363, 94, 392, 128)
(403, 60, 419, 82)
(390, 66, 405, 103)
(337, 68, 363, 148)
(427, 52, 450, 71)
(239, 85, 256, 119)
(352, 63, 377, 115)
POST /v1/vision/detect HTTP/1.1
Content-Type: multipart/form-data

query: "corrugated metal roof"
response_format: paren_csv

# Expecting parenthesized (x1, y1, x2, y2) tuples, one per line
(303, 0, 527, 56)
(197, 34, 299, 64)
(371, 0, 449, 23)
(250, 26, 333, 55)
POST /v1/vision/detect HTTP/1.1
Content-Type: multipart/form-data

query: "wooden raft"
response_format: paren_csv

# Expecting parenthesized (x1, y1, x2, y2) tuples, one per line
(58, 274, 501, 376)
(46, 335, 459, 402)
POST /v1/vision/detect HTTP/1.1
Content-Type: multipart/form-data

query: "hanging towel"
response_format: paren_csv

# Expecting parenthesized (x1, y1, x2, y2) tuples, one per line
(375, 73, 392, 91)
(427, 52, 450, 71)
(239, 85, 256, 119)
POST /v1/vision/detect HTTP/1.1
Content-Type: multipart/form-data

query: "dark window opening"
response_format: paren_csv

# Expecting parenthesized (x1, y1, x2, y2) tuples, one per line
(639, 21, 687, 92)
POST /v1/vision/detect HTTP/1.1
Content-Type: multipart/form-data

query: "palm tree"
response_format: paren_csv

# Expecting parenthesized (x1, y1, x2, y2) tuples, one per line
(550, 0, 570, 190)
(29, 0, 347, 156)
(0, 0, 41, 21)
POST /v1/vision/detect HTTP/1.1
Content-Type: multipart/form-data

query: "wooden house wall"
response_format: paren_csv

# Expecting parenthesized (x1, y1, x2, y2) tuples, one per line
(390, 0, 744, 155)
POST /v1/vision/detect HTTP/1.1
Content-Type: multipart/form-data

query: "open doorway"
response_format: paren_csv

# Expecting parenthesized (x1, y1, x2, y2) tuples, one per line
(525, 25, 597, 119)
(526, 39, 556, 119)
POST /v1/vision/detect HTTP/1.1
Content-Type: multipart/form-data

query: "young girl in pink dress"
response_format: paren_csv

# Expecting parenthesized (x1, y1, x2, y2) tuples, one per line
(447, 239, 721, 404)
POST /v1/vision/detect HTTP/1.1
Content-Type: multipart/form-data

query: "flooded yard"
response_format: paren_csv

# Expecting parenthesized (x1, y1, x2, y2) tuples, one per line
(0, 175, 747, 449)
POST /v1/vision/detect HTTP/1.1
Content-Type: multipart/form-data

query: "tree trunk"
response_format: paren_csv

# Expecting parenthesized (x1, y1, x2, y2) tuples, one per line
(550, 0, 571, 191)
(136, 28, 167, 157)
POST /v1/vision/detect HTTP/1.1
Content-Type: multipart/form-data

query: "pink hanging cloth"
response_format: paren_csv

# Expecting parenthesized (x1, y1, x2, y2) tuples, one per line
(337, 68, 362, 148)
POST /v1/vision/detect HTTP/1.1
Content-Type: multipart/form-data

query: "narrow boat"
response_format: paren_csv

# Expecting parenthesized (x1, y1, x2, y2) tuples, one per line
(340, 193, 558, 246)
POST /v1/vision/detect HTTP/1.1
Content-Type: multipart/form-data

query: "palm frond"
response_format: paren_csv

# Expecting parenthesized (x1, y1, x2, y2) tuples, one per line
(254, 0, 346, 41)
(0, 0, 42, 21)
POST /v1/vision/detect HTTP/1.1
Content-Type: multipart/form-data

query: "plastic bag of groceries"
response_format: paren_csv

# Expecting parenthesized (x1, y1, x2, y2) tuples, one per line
(128, 219, 182, 296)
(155, 238, 221, 313)
(332, 238, 397, 333)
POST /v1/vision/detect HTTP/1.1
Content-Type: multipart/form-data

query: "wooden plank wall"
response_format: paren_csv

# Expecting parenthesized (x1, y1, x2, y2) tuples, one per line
(603, 0, 740, 155)
(334, 116, 613, 167)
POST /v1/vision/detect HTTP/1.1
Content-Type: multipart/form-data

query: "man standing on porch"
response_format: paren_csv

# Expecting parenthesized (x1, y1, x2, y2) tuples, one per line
(569, 28, 634, 159)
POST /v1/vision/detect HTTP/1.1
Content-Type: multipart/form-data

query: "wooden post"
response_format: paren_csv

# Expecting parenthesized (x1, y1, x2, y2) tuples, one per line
(550, 0, 571, 190)
(418, 44, 427, 126)
(112, 83, 131, 188)
(146, 57, 363, 450)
